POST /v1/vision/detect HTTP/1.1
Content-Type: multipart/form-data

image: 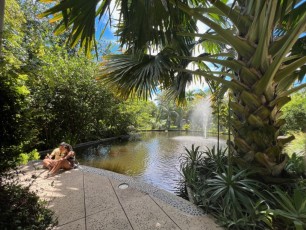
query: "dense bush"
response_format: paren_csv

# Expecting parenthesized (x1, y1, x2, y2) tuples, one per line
(0, 55, 37, 176)
(26, 47, 134, 149)
(0, 0, 27, 175)
(0, 1, 56, 229)
(0, 72, 26, 175)
(122, 99, 157, 130)
(0, 182, 56, 229)
(18, 149, 41, 165)
(281, 91, 306, 133)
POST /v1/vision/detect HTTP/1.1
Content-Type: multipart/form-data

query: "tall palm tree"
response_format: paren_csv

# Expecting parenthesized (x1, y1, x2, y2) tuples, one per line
(41, 0, 306, 177)
(156, 92, 181, 130)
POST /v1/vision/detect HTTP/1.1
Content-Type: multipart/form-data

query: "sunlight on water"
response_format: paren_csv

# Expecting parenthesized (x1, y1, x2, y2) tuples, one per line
(76, 131, 226, 193)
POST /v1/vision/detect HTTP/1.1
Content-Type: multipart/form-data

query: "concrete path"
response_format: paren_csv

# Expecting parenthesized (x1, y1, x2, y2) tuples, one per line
(18, 161, 221, 230)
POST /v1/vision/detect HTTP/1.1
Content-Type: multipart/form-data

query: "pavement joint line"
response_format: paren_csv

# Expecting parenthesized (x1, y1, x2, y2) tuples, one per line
(83, 208, 110, 218)
(55, 216, 86, 228)
(82, 170, 88, 230)
(148, 194, 183, 230)
(108, 177, 135, 230)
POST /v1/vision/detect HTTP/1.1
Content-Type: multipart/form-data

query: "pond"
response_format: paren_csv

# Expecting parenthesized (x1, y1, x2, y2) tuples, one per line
(76, 131, 226, 193)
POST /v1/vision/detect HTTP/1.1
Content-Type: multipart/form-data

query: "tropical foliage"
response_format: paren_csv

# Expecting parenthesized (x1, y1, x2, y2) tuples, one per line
(180, 145, 306, 229)
(1, 0, 153, 151)
(41, 0, 306, 177)
(266, 186, 306, 229)
(26, 45, 135, 149)
(154, 92, 184, 130)
(0, 1, 56, 229)
(0, 0, 32, 176)
(122, 99, 157, 130)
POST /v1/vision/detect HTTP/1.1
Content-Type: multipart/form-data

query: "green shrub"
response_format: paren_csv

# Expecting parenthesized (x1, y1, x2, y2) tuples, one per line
(179, 145, 306, 229)
(179, 145, 205, 191)
(183, 123, 190, 131)
(204, 168, 267, 228)
(198, 146, 228, 177)
(281, 92, 306, 133)
(27, 47, 135, 150)
(285, 153, 306, 176)
(18, 149, 40, 165)
(180, 146, 269, 230)
(266, 186, 306, 229)
(18, 153, 30, 165)
(0, 182, 57, 229)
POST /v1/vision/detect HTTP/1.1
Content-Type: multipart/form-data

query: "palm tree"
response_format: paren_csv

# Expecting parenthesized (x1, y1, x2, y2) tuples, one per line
(186, 90, 195, 102)
(156, 93, 181, 130)
(41, 0, 306, 177)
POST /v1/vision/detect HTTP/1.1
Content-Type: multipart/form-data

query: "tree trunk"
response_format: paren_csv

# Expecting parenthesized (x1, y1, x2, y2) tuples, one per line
(230, 83, 290, 176)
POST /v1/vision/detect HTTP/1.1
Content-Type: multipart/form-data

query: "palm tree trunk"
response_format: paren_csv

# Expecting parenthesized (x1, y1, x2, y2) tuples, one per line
(0, 0, 5, 56)
(230, 87, 290, 176)
(166, 113, 170, 130)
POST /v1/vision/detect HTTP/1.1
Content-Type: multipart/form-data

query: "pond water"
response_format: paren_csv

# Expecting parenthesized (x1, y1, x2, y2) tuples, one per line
(76, 131, 226, 193)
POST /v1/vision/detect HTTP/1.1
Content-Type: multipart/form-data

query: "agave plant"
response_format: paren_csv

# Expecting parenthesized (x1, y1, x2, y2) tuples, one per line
(200, 146, 228, 177)
(180, 144, 203, 167)
(266, 186, 306, 229)
(40, 0, 306, 177)
(179, 145, 203, 188)
(196, 166, 270, 229)
(206, 169, 265, 213)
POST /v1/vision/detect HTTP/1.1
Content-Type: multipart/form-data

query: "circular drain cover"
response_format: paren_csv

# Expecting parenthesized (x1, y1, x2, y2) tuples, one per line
(118, 183, 129, 189)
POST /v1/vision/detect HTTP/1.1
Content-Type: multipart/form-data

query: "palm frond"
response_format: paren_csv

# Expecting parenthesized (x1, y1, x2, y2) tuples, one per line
(39, 0, 104, 55)
(98, 51, 175, 99)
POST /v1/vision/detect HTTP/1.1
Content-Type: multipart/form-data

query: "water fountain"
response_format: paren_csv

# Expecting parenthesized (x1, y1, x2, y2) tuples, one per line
(190, 98, 212, 138)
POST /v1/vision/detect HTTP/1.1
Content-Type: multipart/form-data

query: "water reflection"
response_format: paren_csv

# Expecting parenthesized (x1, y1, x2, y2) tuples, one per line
(76, 131, 226, 193)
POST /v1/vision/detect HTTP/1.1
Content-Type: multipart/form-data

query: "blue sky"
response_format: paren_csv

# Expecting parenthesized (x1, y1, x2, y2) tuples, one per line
(95, 14, 121, 55)
(102, 28, 115, 40)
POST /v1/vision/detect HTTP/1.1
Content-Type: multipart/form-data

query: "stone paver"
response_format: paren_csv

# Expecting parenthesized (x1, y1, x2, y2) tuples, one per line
(110, 179, 181, 230)
(17, 161, 221, 230)
(48, 170, 85, 226)
(84, 173, 119, 215)
(86, 205, 133, 230)
(53, 218, 86, 230)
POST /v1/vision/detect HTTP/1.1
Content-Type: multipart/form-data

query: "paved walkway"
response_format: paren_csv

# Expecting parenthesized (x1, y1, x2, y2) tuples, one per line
(18, 161, 221, 230)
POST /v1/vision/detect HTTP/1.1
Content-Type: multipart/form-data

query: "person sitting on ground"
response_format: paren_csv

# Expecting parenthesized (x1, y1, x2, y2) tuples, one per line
(43, 142, 69, 170)
(48, 144, 76, 177)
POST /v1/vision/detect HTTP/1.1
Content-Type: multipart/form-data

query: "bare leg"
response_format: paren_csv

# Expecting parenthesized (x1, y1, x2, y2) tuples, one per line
(43, 159, 56, 170)
(49, 159, 72, 176)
